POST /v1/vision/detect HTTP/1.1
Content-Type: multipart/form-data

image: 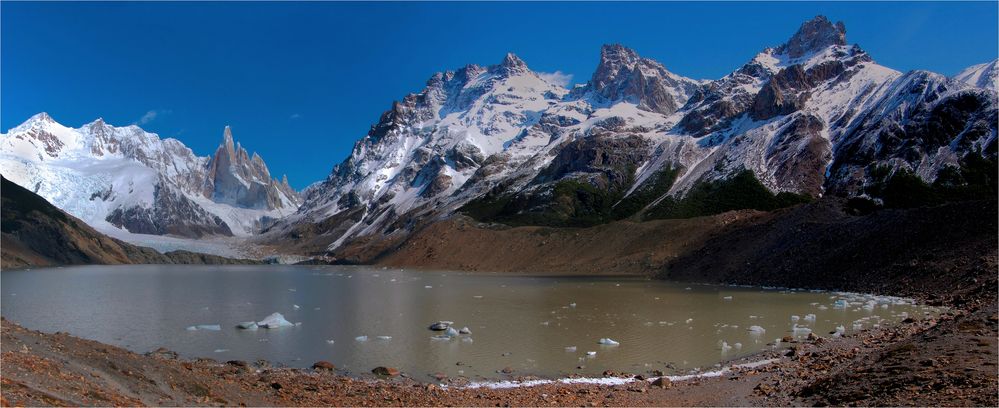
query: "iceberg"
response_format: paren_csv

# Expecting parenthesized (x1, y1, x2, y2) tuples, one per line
(445, 327, 460, 337)
(355, 335, 368, 341)
(187, 324, 221, 331)
(257, 312, 294, 329)
(236, 321, 258, 330)
(598, 338, 620, 346)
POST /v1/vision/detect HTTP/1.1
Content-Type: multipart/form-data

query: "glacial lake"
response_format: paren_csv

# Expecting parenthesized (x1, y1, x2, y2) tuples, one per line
(0, 265, 940, 381)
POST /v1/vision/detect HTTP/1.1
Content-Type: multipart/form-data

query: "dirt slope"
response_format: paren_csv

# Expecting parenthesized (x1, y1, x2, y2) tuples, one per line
(662, 198, 998, 303)
(362, 211, 765, 275)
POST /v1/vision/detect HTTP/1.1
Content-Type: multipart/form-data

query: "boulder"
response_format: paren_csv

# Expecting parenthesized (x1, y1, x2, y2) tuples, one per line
(312, 361, 336, 371)
(372, 366, 400, 377)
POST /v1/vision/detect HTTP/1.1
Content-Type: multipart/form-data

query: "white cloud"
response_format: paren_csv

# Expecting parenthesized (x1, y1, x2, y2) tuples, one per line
(133, 109, 171, 126)
(537, 71, 574, 87)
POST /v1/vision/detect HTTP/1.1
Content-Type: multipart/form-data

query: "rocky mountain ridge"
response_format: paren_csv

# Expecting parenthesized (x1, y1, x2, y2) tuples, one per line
(272, 15, 997, 255)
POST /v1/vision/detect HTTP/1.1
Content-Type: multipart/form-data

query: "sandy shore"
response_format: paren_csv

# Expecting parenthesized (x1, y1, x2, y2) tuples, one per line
(2, 289, 995, 407)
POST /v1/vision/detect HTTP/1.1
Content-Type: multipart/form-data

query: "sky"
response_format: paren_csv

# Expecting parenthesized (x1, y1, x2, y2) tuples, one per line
(2, 2, 997, 190)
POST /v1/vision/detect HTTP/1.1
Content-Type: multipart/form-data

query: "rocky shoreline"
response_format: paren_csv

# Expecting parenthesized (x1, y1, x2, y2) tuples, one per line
(2, 284, 995, 407)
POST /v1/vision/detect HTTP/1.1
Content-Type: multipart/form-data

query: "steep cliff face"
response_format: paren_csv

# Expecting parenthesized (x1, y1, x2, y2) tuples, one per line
(0, 116, 301, 239)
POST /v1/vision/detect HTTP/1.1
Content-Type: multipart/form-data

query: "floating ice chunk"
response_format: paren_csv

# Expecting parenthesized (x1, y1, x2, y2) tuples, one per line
(236, 322, 258, 330)
(748, 325, 766, 334)
(187, 324, 221, 331)
(720, 341, 732, 352)
(833, 299, 849, 309)
(445, 327, 459, 337)
(804, 314, 816, 322)
(569, 302, 577, 308)
(257, 313, 294, 329)
(326, 340, 335, 345)
(293, 304, 300, 310)
(733, 342, 742, 350)
(586, 351, 597, 357)
(355, 335, 368, 342)
(473, 295, 483, 299)
(598, 338, 620, 346)
(376, 336, 392, 340)
(722, 296, 733, 301)
(461, 337, 473, 343)
(817, 305, 829, 311)
(431, 335, 451, 341)
(424, 285, 433, 289)
(833, 325, 846, 337)
(565, 346, 577, 352)
(792, 325, 812, 336)
(685, 318, 693, 324)
(214, 349, 229, 353)
(791, 315, 801, 323)
(459, 327, 472, 335)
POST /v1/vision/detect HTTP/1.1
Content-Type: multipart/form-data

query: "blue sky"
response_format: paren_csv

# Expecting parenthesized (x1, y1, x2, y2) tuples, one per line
(3, 2, 997, 189)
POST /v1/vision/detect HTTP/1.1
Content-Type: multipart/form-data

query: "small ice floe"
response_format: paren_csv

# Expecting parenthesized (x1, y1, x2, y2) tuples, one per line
(431, 335, 451, 341)
(445, 327, 460, 337)
(424, 285, 433, 289)
(187, 324, 222, 331)
(818, 305, 829, 311)
(565, 346, 577, 352)
(314, 307, 321, 311)
(326, 339, 335, 345)
(569, 302, 577, 308)
(719, 341, 732, 353)
(236, 322, 258, 330)
(376, 336, 392, 341)
(288, 288, 296, 292)
(734, 342, 742, 350)
(749, 315, 758, 319)
(257, 313, 294, 329)
(597, 338, 620, 346)
(833, 299, 849, 309)
(293, 304, 301, 310)
(792, 325, 812, 336)
(461, 337, 473, 343)
(459, 327, 472, 335)
(473, 295, 483, 299)
(685, 318, 694, 324)
(685, 287, 692, 290)
(722, 296, 733, 301)
(540, 321, 550, 326)
(214, 349, 229, 353)
(804, 314, 816, 322)
(586, 351, 597, 357)
(833, 325, 846, 337)
(748, 325, 766, 334)
(791, 315, 801, 323)
(355, 335, 368, 342)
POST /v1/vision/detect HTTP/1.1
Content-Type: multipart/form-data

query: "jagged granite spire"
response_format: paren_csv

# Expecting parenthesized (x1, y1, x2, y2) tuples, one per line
(778, 15, 847, 58)
(585, 44, 701, 115)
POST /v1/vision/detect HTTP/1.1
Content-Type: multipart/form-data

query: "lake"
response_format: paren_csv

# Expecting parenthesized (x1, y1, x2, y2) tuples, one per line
(0, 265, 939, 381)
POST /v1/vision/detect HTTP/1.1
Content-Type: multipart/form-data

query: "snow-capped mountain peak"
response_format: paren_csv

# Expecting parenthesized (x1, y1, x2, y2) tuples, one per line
(776, 15, 847, 59)
(954, 59, 999, 90)
(582, 44, 702, 115)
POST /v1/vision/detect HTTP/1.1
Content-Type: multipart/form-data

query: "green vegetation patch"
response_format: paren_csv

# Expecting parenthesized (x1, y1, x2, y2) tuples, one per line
(643, 170, 813, 220)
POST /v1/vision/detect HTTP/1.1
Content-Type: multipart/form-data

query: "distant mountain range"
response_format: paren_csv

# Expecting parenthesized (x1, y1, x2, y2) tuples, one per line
(0, 115, 299, 238)
(1, 15, 996, 256)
